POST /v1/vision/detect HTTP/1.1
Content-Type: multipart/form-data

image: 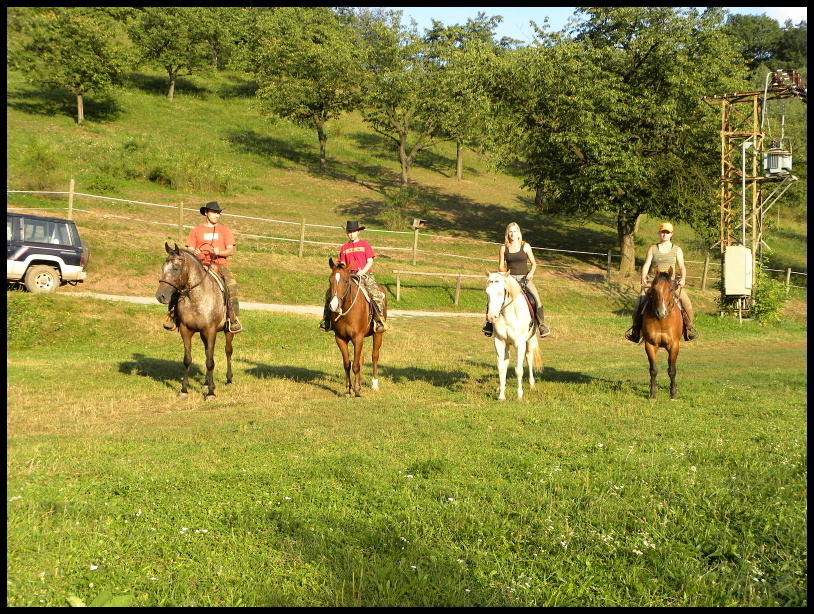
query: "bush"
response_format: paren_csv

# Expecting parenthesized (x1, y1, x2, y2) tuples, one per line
(752, 267, 789, 323)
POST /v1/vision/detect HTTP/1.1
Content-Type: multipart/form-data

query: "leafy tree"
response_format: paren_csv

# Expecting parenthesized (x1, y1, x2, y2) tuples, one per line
(724, 13, 783, 71)
(7, 7, 133, 124)
(486, 7, 749, 275)
(127, 7, 212, 101)
(233, 7, 366, 172)
(356, 10, 459, 186)
(776, 19, 807, 69)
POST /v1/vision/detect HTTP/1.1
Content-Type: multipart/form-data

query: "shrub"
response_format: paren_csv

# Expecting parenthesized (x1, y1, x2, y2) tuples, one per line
(752, 267, 788, 323)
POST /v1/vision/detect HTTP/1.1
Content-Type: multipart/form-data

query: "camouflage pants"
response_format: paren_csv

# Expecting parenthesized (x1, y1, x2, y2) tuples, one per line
(323, 273, 385, 320)
(218, 265, 240, 318)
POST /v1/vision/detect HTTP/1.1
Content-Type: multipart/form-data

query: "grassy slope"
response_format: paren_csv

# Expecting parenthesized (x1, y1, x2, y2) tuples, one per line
(6, 69, 807, 323)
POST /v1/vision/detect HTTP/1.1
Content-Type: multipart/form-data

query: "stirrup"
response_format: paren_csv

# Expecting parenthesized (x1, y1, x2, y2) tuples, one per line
(319, 319, 331, 332)
(625, 327, 640, 343)
(538, 323, 551, 337)
(227, 318, 243, 333)
(685, 327, 698, 341)
(163, 315, 177, 331)
(482, 322, 493, 337)
(374, 321, 386, 333)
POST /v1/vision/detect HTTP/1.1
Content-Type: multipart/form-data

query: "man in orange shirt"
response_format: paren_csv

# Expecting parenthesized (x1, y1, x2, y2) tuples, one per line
(163, 201, 243, 333)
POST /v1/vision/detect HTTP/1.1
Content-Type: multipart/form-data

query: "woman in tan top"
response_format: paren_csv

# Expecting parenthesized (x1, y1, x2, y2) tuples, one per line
(483, 222, 551, 338)
(626, 222, 698, 342)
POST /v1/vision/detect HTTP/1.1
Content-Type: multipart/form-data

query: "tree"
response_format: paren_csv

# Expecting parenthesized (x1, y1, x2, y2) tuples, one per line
(233, 7, 367, 172)
(724, 13, 783, 71)
(776, 19, 807, 69)
(128, 7, 212, 101)
(486, 7, 749, 275)
(7, 7, 133, 124)
(357, 10, 457, 187)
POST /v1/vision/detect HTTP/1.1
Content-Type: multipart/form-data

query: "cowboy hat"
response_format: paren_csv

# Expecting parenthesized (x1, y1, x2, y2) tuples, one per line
(200, 201, 225, 215)
(344, 220, 365, 232)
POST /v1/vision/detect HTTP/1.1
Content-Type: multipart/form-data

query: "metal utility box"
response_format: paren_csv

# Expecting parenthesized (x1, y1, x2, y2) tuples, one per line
(724, 245, 753, 296)
(763, 148, 792, 175)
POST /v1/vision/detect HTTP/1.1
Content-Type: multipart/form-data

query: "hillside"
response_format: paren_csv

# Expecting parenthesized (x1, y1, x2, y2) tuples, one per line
(6, 69, 807, 322)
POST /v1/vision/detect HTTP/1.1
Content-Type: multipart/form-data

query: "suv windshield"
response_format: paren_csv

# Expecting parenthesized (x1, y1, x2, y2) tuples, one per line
(22, 217, 74, 245)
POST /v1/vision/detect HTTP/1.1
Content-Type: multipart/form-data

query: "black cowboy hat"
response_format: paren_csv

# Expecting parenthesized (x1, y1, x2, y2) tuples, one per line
(200, 201, 224, 215)
(344, 220, 365, 232)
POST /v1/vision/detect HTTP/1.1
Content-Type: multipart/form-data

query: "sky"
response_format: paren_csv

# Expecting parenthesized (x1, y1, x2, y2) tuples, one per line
(383, 7, 807, 43)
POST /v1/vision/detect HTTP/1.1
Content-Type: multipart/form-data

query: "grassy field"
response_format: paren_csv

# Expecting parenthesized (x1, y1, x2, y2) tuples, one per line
(6, 66, 807, 606)
(6, 292, 807, 607)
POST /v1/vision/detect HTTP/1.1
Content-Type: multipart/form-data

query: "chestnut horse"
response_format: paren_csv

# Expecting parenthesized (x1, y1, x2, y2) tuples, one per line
(485, 272, 543, 401)
(326, 258, 386, 397)
(156, 243, 234, 399)
(640, 268, 683, 400)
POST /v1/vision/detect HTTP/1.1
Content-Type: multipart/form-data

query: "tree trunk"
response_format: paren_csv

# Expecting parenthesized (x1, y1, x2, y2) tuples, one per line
(167, 72, 176, 102)
(617, 212, 640, 277)
(398, 132, 410, 186)
(315, 117, 327, 173)
(75, 91, 84, 125)
(456, 140, 463, 181)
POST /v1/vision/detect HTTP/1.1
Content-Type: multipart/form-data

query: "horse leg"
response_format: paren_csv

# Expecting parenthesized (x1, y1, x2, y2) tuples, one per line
(179, 327, 195, 398)
(335, 336, 352, 397)
(515, 337, 526, 400)
(351, 335, 365, 398)
(370, 331, 383, 391)
(667, 343, 679, 400)
(645, 343, 659, 399)
(494, 338, 509, 401)
(526, 337, 537, 390)
(224, 331, 234, 385)
(200, 330, 218, 399)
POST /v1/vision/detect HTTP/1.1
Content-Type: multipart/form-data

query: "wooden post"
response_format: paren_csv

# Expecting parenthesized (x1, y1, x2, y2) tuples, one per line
(785, 268, 792, 294)
(298, 218, 305, 258)
(396, 272, 401, 302)
(67, 178, 75, 220)
(412, 228, 419, 265)
(454, 273, 461, 306)
(701, 255, 710, 291)
(606, 249, 612, 283)
(178, 202, 184, 244)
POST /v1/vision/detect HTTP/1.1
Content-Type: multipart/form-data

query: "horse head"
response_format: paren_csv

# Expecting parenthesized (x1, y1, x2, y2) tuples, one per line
(328, 257, 351, 313)
(485, 271, 517, 323)
(648, 267, 677, 319)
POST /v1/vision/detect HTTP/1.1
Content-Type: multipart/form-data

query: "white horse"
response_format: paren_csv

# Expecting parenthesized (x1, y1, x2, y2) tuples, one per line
(485, 272, 543, 401)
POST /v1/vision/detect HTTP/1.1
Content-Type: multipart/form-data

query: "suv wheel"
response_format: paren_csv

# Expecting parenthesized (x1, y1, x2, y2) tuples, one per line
(24, 265, 60, 293)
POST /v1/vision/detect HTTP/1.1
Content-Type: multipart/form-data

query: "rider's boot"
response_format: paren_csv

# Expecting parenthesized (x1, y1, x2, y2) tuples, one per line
(319, 305, 332, 331)
(538, 319, 551, 337)
(227, 296, 243, 333)
(625, 312, 642, 343)
(683, 313, 698, 341)
(372, 303, 388, 333)
(482, 321, 493, 337)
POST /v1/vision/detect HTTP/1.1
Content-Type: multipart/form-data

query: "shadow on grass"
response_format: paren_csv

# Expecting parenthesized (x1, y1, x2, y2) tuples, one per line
(7, 86, 123, 123)
(119, 352, 203, 392)
(380, 365, 469, 388)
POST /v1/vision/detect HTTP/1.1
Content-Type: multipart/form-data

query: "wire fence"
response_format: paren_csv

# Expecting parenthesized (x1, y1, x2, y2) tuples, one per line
(7, 185, 807, 294)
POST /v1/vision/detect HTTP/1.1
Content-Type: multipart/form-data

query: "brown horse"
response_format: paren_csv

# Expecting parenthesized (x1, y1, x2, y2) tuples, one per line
(156, 243, 234, 399)
(640, 267, 682, 400)
(326, 257, 385, 397)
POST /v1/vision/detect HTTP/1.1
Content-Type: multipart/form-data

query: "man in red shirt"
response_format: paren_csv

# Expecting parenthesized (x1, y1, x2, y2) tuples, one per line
(320, 220, 387, 333)
(163, 201, 243, 333)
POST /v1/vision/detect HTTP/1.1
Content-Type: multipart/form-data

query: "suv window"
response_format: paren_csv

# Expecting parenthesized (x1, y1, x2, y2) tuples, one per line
(23, 217, 73, 245)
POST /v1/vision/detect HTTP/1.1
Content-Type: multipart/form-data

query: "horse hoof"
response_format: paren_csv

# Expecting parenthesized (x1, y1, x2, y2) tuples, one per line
(371, 378, 379, 390)
(204, 394, 216, 401)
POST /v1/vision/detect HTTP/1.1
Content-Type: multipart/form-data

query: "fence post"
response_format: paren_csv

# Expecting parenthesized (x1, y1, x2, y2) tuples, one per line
(298, 218, 305, 258)
(396, 272, 401, 302)
(178, 202, 184, 244)
(606, 249, 612, 283)
(454, 273, 461, 306)
(412, 228, 419, 265)
(785, 268, 792, 294)
(702, 255, 710, 291)
(67, 178, 75, 220)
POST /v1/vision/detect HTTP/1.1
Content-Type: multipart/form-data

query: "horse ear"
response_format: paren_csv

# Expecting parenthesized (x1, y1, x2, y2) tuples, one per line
(653, 266, 660, 277)
(165, 242, 171, 253)
(668, 266, 674, 278)
(329, 257, 335, 269)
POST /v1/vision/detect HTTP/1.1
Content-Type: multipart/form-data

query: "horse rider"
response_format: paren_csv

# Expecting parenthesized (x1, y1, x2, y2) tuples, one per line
(163, 201, 243, 333)
(319, 220, 387, 334)
(626, 222, 698, 343)
(483, 221, 551, 338)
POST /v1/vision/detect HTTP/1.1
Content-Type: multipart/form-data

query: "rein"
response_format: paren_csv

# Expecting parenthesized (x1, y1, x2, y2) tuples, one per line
(333, 273, 362, 318)
(159, 252, 207, 297)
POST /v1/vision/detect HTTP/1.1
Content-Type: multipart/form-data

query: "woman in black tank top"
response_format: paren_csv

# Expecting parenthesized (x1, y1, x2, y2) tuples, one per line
(483, 222, 551, 338)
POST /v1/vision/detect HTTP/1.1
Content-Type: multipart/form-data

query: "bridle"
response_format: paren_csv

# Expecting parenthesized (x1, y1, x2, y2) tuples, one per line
(158, 250, 206, 296)
(647, 275, 679, 317)
(331, 269, 362, 318)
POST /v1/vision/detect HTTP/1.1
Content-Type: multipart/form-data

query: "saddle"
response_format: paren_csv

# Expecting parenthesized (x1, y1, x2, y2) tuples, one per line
(517, 280, 538, 331)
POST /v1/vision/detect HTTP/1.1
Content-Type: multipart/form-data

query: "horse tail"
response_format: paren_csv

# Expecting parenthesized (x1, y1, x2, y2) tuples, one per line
(531, 339, 543, 372)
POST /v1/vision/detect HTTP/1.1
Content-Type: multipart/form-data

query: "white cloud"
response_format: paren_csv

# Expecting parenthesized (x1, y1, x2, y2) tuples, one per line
(762, 7, 807, 25)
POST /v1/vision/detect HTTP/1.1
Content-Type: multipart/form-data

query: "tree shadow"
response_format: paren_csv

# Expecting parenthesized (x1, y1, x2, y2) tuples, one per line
(7, 86, 122, 123)
(225, 129, 319, 168)
(124, 72, 208, 98)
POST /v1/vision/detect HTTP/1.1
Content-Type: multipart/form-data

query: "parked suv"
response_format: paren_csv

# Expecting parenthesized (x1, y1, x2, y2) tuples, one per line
(7, 211, 89, 293)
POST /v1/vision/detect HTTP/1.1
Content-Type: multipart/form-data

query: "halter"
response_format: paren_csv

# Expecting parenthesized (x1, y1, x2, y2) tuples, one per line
(331, 270, 362, 318)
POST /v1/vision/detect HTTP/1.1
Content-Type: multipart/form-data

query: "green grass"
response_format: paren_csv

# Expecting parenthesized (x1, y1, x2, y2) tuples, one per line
(6, 66, 807, 606)
(6, 294, 807, 606)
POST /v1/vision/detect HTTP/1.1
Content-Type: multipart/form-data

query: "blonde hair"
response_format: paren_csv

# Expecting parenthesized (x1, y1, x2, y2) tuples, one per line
(504, 222, 523, 247)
